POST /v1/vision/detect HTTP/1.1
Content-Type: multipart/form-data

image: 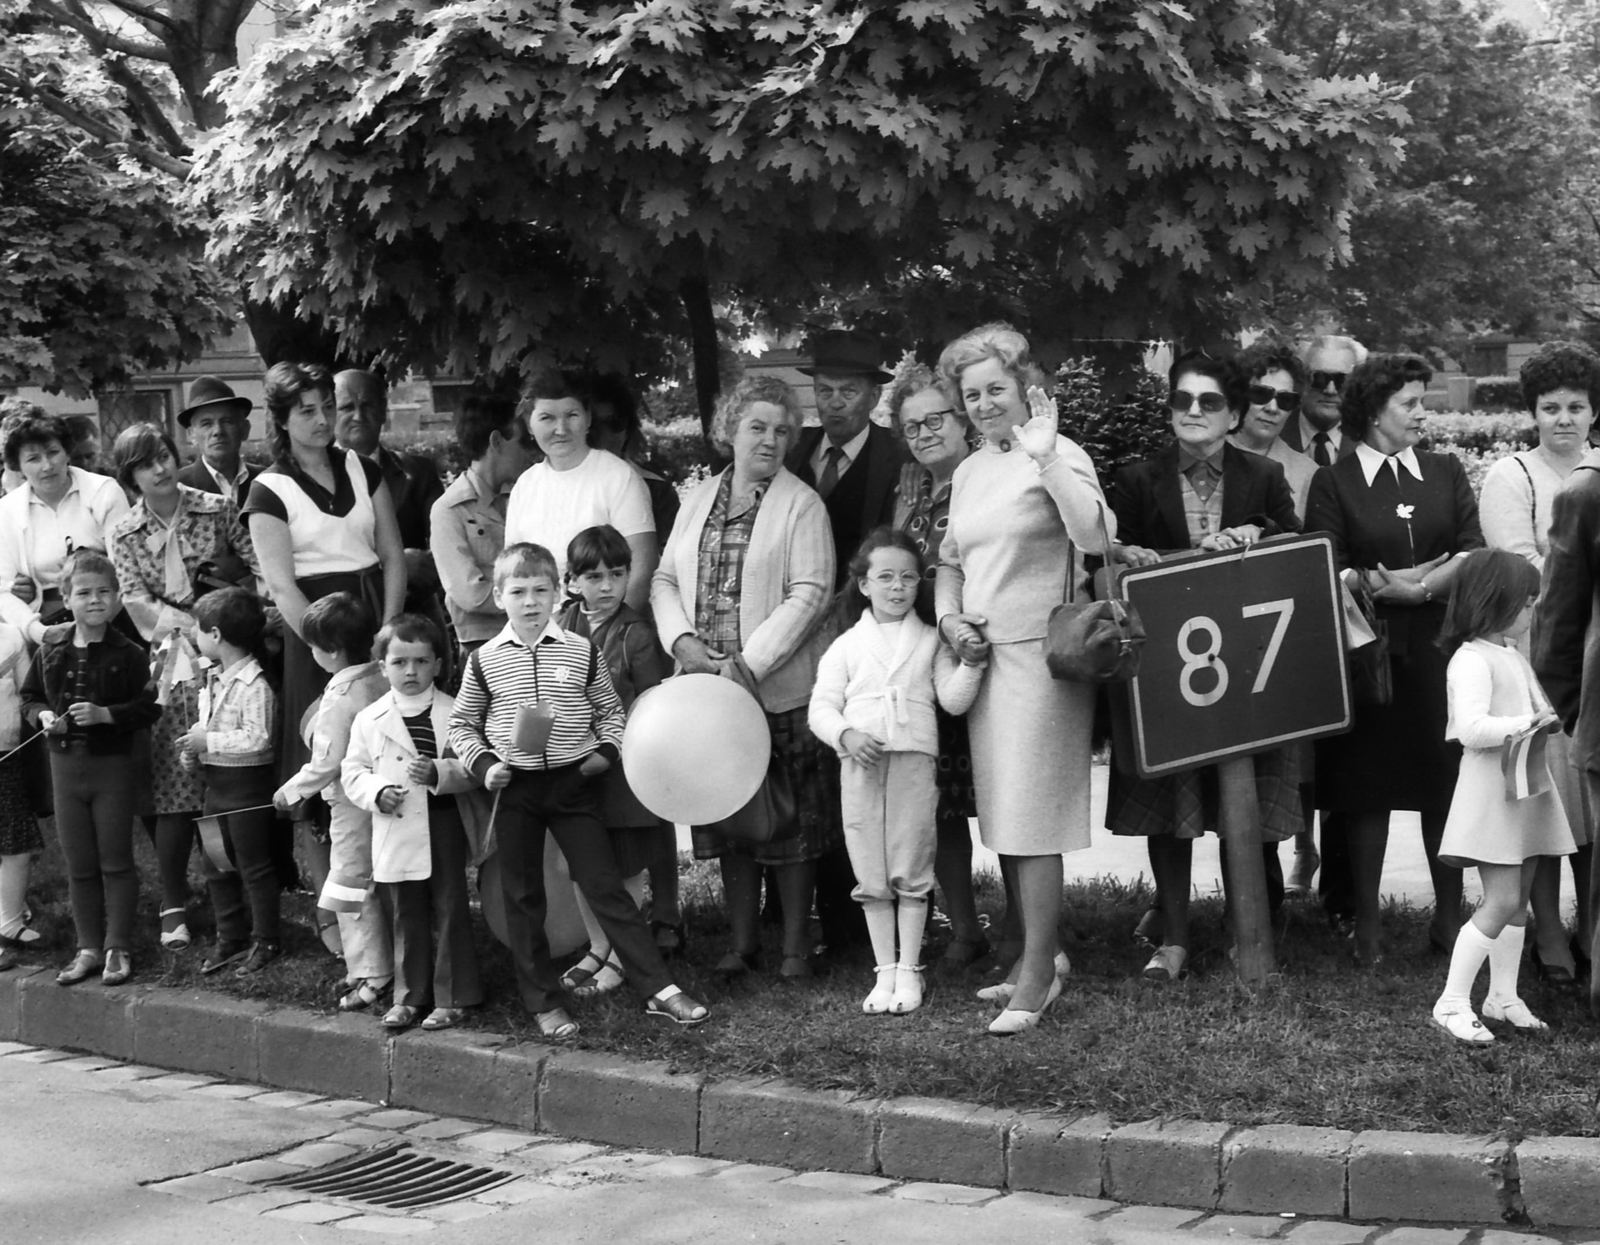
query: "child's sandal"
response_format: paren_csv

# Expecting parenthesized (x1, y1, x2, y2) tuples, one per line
(159, 908, 190, 950)
(339, 979, 388, 1012)
(559, 949, 608, 992)
(421, 1007, 465, 1031)
(572, 954, 624, 999)
(889, 964, 925, 1015)
(536, 1007, 579, 1040)
(645, 990, 709, 1028)
(862, 965, 898, 1014)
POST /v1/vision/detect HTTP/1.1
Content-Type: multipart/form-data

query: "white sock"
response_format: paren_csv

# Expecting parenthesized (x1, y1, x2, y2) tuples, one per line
(0, 853, 30, 938)
(1487, 922, 1527, 1004)
(573, 888, 610, 961)
(896, 896, 929, 969)
(862, 901, 897, 968)
(1436, 922, 1495, 1012)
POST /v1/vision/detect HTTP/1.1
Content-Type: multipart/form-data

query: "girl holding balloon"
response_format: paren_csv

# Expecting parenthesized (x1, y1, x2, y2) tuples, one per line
(809, 528, 985, 1014)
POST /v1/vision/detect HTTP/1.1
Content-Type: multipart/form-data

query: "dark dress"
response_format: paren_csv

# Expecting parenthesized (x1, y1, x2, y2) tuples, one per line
(1104, 443, 1303, 839)
(1304, 450, 1483, 814)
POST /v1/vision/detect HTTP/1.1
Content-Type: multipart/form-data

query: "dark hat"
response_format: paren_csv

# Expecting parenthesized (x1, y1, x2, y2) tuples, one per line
(797, 330, 893, 384)
(177, 375, 252, 427)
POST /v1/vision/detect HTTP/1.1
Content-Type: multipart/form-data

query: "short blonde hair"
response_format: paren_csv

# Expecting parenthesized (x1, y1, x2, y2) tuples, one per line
(710, 375, 802, 456)
(936, 322, 1048, 411)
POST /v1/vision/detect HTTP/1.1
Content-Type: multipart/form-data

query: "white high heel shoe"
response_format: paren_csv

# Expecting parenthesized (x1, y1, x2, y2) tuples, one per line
(988, 973, 1062, 1036)
(976, 951, 1071, 1005)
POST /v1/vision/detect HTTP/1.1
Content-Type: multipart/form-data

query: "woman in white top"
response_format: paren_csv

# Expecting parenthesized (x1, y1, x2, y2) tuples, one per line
(1480, 340, 1600, 985)
(0, 406, 130, 644)
(504, 370, 656, 609)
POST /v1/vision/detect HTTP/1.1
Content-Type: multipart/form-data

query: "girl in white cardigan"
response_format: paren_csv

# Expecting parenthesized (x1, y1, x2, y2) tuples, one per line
(1432, 550, 1575, 1043)
(810, 529, 985, 1015)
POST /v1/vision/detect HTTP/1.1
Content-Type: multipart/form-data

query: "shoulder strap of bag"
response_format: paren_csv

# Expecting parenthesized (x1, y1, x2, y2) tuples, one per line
(1514, 454, 1537, 533)
(1067, 503, 1122, 605)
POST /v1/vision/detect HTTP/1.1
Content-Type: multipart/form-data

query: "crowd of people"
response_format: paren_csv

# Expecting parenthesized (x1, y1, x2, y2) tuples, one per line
(0, 323, 1596, 1043)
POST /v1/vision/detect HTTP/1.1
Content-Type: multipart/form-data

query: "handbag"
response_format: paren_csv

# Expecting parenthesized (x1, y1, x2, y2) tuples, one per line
(704, 656, 799, 845)
(1347, 580, 1394, 708)
(1044, 505, 1145, 683)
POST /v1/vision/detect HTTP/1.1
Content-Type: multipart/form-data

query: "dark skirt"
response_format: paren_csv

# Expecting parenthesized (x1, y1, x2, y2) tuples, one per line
(278, 566, 383, 785)
(1315, 603, 1459, 814)
(1107, 745, 1300, 840)
(934, 706, 978, 823)
(691, 706, 845, 867)
(609, 822, 675, 877)
(0, 756, 42, 855)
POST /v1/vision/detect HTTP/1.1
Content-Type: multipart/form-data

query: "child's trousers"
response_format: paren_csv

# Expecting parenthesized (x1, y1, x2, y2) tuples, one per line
(202, 763, 281, 943)
(841, 752, 937, 904)
(380, 801, 482, 1009)
(329, 794, 392, 982)
(496, 764, 671, 1013)
(51, 747, 138, 952)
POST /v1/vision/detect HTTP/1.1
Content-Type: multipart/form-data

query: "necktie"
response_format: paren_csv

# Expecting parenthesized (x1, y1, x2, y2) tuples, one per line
(816, 446, 847, 499)
(1312, 432, 1332, 467)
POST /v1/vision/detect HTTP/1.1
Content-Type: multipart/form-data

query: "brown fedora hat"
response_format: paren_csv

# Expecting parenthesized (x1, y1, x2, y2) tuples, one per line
(797, 329, 893, 384)
(178, 375, 253, 427)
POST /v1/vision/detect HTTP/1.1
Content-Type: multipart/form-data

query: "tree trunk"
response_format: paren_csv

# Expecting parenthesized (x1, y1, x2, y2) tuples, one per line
(679, 273, 721, 443)
(242, 298, 342, 368)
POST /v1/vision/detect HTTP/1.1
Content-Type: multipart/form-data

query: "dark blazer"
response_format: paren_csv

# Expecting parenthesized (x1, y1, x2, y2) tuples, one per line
(20, 624, 161, 755)
(1534, 458, 1600, 771)
(176, 459, 262, 497)
(785, 423, 904, 587)
(375, 447, 445, 551)
(1109, 442, 1300, 555)
(1279, 419, 1358, 463)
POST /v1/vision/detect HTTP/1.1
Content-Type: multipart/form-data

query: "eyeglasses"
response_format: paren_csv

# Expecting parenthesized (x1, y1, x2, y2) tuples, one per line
(1246, 385, 1301, 412)
(868, 571, 923, 586)
(1310, 370, 1349, 392)
(1168, 391, 1231, 415)
(900, 410, 954, 437)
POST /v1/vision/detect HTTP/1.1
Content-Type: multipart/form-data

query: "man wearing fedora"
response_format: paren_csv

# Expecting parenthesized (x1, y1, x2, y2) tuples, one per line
(785, 330, 905, 590)
(176, 375, 260, 504)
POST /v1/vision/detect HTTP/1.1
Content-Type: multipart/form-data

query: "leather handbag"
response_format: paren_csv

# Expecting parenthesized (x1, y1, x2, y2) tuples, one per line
(1045, 505, 1145, 684)
(704, 656, 799, 845)
(1347, 581, 1394, 708)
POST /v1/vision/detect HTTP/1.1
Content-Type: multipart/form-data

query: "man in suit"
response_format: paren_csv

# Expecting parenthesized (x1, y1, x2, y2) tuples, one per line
(333, 370, 445, 617)
(1279, 335, 1367, 466)
(176, 375, 261, 504)
(1534, 450, 1600, 1010)
(786, 330, 904, 588)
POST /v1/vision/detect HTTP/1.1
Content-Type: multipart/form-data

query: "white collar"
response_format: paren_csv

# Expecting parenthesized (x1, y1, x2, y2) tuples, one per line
(1297, 415, 1341, 450)
(1355, 442, 1423, 486)
(485, 619, 566, 651)
(205, 459, 249, 490)
(816, 423, 872, 469)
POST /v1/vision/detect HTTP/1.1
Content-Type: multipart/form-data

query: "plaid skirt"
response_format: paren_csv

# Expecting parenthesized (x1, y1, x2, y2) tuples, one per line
(691, 706, 844, 867)
(0, 756, 42, 855)
(1107, 745, 1300, 841)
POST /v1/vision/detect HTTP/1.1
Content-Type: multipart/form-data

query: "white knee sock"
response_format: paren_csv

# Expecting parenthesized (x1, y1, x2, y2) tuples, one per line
(896, 896, 929, 969)
(1437, 922, 1495, 1012)
(862, 901, 897, 967)
(0, 853, 29, 938)
(1487, 922, 1527, 1004)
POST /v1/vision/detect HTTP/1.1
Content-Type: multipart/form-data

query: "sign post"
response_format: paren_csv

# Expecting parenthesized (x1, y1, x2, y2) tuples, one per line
(1114, 534, 1352, 984)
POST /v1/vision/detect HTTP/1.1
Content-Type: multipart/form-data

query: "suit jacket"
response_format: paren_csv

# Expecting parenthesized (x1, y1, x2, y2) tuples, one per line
(1533, 454, 1600, 772)
(785, 423, 904, 587)
(176, 459, 262, 498)
(375, 447, 444, 551)
(1109, 442, 1300, 555)
(1279, 419, 1358, 463)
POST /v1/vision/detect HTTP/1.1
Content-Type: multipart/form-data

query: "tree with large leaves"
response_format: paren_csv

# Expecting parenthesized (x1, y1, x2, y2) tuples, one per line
(196, 0, 1405, 426)
(0, 1, 232, 396)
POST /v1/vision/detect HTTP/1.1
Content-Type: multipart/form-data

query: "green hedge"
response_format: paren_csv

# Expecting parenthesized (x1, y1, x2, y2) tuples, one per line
(1472, 375, 1522, 411)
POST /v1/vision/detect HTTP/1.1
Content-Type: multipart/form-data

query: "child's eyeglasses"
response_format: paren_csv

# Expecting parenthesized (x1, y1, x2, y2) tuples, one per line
(868, 572, 923, 586)
(1168, 391, 1231, 415)
(1309, 370, 1349, 392)
(1246, 385, 1301, 412)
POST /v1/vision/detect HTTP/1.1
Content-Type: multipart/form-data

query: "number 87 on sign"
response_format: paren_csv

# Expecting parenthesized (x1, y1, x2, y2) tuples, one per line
(1115, 534, 1352, 778)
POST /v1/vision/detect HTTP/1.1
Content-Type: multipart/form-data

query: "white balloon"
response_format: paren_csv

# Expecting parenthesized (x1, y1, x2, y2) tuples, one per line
(622, 674, 770, 824)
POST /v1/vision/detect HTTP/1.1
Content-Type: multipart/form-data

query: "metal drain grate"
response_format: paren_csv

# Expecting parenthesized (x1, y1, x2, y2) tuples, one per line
(265, 1143, 518, 1210)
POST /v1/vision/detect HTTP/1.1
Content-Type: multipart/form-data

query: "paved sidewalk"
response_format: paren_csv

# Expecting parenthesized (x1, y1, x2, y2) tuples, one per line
(0, 1040, 1574, 1244)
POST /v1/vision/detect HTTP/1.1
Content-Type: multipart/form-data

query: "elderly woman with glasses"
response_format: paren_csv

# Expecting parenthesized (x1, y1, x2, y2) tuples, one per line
(1304, 353, 1482, 966)
(1107, 350, 1301, 980)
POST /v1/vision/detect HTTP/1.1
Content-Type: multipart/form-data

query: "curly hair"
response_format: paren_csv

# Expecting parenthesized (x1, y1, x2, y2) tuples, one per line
(262, 362, 334, 462)
(2, 406, 75, 473)
(1169, 349, 1251, 417)
(883, 363, 966, 436)
(1519, 341, 1600, 413)
(111, 422, 181, 493)
(709, 374, 802, 457)
(1339, 354, 1433, 443)
(1236, 336, 1307, 390)
(936, 322, 1048, 411)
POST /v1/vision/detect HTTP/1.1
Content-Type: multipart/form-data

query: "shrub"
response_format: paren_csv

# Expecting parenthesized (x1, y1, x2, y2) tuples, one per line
(1417, 411, 1537, 455)
(1054, 357, 1170, 484)
(1472, 375, 1522, 411)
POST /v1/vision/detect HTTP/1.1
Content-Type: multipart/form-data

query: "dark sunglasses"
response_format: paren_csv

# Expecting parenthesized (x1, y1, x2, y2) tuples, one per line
(1168, 391, 1231, 415)
(1310, 370, 1348, 392)
(1247, 384, 1301, 412)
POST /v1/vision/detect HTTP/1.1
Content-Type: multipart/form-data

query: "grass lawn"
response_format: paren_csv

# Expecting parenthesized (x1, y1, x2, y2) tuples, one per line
(15, 829, 1600, 1139)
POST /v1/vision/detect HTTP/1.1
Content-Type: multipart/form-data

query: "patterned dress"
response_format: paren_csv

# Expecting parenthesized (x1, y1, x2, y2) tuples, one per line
(688, 472, 844, 866)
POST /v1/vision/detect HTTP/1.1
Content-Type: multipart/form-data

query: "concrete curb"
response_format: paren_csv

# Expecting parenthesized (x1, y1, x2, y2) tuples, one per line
(0, 969, 1581, 1229)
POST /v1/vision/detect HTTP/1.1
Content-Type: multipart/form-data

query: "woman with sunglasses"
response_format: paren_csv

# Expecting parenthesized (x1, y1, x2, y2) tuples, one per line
(1304, 354, 1481, 967)
(1106, 349, 1301, 980)
(1232, 339, 1317, 519)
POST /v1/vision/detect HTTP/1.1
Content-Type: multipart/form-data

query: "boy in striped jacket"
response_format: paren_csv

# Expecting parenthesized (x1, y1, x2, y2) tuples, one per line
(448, 543, 708, 1038)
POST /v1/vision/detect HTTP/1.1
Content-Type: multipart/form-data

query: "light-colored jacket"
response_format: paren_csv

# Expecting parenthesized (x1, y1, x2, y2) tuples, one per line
(429, 468, 509, 644)
(651, 467, 834, 713)
(342, 688, 486, 883)
(808, 613, 984, 758)
(0, 466, 130, 643)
